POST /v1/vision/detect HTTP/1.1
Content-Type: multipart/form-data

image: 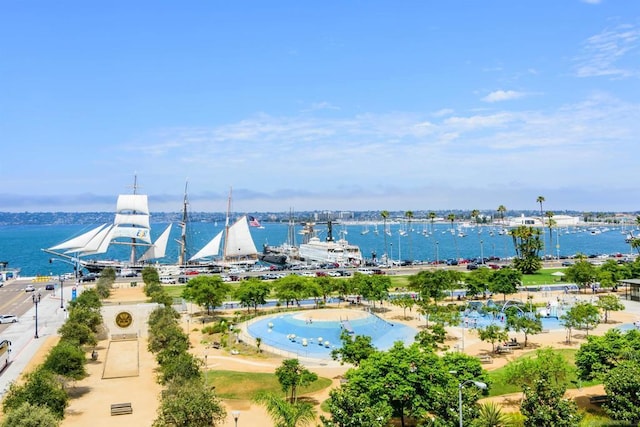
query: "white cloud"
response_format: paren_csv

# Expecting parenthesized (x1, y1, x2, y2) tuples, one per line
(482, 90, 526, 103)
(574, 24, 640, 78)
(581, 0, 602, 4)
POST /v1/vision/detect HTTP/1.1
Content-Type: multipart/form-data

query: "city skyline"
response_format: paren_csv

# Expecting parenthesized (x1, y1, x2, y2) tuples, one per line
(2, 1, 639, 213)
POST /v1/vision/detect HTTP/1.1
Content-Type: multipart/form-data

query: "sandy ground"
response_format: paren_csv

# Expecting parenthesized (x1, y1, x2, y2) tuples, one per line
(8, 285, 640, 426)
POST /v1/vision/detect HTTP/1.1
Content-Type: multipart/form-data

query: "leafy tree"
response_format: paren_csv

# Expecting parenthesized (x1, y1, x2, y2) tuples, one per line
(504, 308, 543, 347)
(504, 348, 571, 391)
(575, 329, 640, 381)
(234, 278, 271, 313)
(509, 226, 542, 274)
(157, 352, 202, 385)
(561, 301, 600, 337)
(153, 379, 226, 427)
(58, 320, 97, 347)
(331, 330, 376, 366)
(149, 289, 173, 306)
(100, 267, 117, 282)
(273, 275, 312, 307)
(602, 360, 640, 425)
(381, 210, 390, 263)
(597, 259, 631, 288)
(43, 340, 86, 380)
(254, 392, 316, 427)
(0, 402, 60, 427)
(2, 368, 69, 419)
(520, 371, 581, 427)
(465, 268, 493, 299)
(390, 294, 415, 319)
(351, 273, 389, 309)
(144, 281, 163, 297)
(564, 261, 597, 293)
(408, 269, 460, 304)
(142, 266, 160, 286)
(313, 276, 336, 304)
(68, 288, 102, 311)
(478, 325, 508, 353)
(488, 268, 521, 301)
(275, 359, 318, 403)
(414, 323, 447, 351)
(181, 275, 231, 314)
(595, 294, 625, 323)
(320, 387, 391, 427)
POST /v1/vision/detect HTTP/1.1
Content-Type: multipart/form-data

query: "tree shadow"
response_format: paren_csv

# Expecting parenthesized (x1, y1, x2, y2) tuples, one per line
(67, 385, 92, 398)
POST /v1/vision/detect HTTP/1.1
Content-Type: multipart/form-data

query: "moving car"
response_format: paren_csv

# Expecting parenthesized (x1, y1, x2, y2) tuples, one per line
(45, 283, 55, 290)
(25, 285, 35, 292)
(0, 315, 18, 324)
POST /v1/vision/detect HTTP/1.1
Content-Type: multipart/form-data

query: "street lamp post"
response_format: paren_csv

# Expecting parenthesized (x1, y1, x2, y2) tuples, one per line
(480, 240, 484, 264)
(59, 276, 64, 309)
(435, 241, 439, 268)
(458, 379, 487, 427)
(32, 292, 42, 339)
(231, 410, 240, 427)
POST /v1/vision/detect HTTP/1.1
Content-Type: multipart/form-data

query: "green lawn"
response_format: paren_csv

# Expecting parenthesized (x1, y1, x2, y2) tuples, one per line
(206, 370, 333, 400)
(520, 268, 568, 286)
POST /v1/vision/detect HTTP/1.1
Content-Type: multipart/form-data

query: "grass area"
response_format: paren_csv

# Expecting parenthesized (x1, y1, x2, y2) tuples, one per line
(485, 348, 600, 397)
(520, 268, 568, 286)
(207, 370, 333, 400)
(163, 284, 184, 298)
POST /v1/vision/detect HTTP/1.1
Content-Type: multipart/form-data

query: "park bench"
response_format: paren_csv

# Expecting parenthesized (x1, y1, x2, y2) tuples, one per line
(110, 402, 132, 416)
(477, 355, 493, 364)
(589, 395, 609, 405)
(496, 346, 512, 354)
(211, 342, 221, 349)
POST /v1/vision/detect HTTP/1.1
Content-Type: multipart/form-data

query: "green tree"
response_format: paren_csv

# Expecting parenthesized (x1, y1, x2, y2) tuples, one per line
(488, 268, 521, 301)
(504, 348, 571, 391)
(465, 267, 494, 299)
(157, 352, 202, 385)
(58, 320, 97, 347)
(181, 275, 231, 314)
(273, 275, 312, 307)
(595, 294, 625, 323)
(320, 387, 391, 427)
(564, 261, 597, 293)
(2, 368, 69, 419)
(390, 294, 415, 319)
(561, 301, 600, 337)
(331, 330, 376, 366)
(253, 392, 316, 427)
(473, 402, 514, 427)
(520, 371, 581, 427)
(43, 341, 86, 380)
(504, 308, 543, 348)
(405, 210, 414, 261)
(275, 359, 318, 403)
(234, 278, 271, 313)
(602, 361, 640, 425)
(575, 329, 640, 381)
(351, 273, 389, 309)
(478, 325, 508, 353)
(313, 276, 336, 304)
(142, 266, 160, 286)
(497, 205, 507, 226)
(545, 211, 555, 259)
(409, 269, 460, 305)
(0, 402, 60, 427)
(153, 379, 226, 427)
(414, 323, 448, 351)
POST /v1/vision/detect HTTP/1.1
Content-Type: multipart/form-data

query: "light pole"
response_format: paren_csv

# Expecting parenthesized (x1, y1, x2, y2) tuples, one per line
(458, 379, 487, 427)
(231, 410, 240, 427)
(32, 292, 42, 339)
(435, 241, 439, 268)
(480, 240, 484, 265)
(59, 276, 64, 309)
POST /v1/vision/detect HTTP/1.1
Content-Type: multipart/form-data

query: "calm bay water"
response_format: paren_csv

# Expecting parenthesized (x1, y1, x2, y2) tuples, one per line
(0, 222, 635, 277)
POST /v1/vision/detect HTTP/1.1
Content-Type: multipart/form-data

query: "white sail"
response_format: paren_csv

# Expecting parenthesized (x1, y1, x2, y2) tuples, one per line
(48, 224, 108, 251)
(139, 224, 173, 261)
(114, 213, 150, 228)
(109, 226, 152, 243)
(190, 230, 223, 261)
(116, 194, 149, 215)
(225, 216, 258, 259)
(70, 225, 114, 256)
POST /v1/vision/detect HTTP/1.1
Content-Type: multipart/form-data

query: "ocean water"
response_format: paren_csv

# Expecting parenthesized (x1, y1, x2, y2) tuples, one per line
(0, 221, 635, 277)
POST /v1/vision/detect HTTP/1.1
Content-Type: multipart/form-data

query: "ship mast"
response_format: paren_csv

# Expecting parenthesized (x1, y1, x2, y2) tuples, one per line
(129, 174, 139, 265)
(177, 180, 189, 266)
(222, 187, 232, 261)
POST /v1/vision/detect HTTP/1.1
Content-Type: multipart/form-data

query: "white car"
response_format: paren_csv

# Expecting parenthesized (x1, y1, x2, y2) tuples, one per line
(25, 285, 36, 292)
(0, 315, 18, 324)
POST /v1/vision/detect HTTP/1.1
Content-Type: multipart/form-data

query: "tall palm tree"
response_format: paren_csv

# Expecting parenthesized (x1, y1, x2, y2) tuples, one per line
(536, 196, 546, 257)
(545, 211, 555, 260)
(405, 210, 414, 261)
(254, 393, 316, 427)
(497, 205, 507, 226)
(447, 213, 459, 260)
(471, 209, 480, 226)
(381, 210, 390, 265)
(428, 211, 436, 234)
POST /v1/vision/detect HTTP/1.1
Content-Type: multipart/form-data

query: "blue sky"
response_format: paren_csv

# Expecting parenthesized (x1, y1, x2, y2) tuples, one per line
(1, 1, 639, 214)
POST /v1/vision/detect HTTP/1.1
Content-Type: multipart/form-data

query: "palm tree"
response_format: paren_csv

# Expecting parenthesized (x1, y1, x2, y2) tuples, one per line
(545, 211, 555, 260)
(447, 213, 456, 232)
(405, 210, 414, 261)
(428, 211, 436, 234)
(471, 209, 480, 226)
(536, 196, 545, 256)
(497, 205, 507, 226)
(447, 213, 459, 260)
(381, 210, 390, 265)
(254, 393, 316, 427)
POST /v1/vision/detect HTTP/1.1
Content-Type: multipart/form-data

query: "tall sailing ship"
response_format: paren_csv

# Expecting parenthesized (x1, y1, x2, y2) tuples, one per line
(189, 188, 259, 267)
(44, 176, 172, 274)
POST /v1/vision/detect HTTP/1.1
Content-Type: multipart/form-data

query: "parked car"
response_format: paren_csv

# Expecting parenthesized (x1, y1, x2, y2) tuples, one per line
(25, 285, 36, 292)
(0, 315, 18, 324)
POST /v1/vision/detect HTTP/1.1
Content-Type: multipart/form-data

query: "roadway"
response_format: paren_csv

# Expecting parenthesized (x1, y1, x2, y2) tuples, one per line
(0, 278, 71, 398)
